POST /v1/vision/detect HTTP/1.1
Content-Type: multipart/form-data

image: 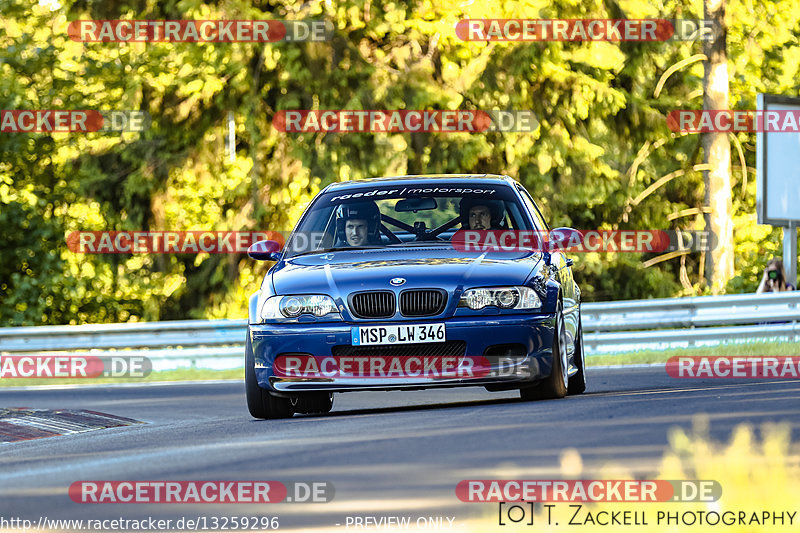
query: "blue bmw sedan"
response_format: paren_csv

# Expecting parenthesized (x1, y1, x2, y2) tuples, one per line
(245, 175, 586, 418)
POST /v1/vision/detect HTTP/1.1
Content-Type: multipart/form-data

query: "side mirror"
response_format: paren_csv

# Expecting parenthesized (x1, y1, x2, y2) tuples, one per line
(548, 227, 582, 252)
(247, 240, 282, 261)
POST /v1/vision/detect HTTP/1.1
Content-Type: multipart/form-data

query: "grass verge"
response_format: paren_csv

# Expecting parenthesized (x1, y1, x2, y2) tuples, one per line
(587, 340, 800, 366)
(0, 367, 243, 387)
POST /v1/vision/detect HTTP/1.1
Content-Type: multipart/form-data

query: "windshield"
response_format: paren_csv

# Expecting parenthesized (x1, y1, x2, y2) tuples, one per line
(283, 182, 532, 258)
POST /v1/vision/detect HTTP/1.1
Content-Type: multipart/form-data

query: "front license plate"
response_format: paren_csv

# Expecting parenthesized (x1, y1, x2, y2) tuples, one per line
(351, 323, 446, 346)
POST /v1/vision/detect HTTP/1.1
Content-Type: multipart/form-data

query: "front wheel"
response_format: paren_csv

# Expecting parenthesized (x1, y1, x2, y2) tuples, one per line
(520, 302, 568, 401)
(245, 335, 294, 419)
(568, 313, 587, 395)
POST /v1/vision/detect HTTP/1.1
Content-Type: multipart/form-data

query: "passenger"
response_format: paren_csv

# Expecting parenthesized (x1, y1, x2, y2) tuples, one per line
(757, 258, 795, 293)
(336, 201, 382, 246)
(459, 199, 505, 230)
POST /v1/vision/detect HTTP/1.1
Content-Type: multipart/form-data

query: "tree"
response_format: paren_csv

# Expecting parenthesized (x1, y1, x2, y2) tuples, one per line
(702, 0, 735, 293)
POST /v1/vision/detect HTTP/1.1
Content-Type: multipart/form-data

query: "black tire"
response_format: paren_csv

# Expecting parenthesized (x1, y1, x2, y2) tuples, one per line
(293, 393, 334, 414)
(568, 313, 587, 395)
(245, 335, 294, 419)
(520, 301, 568, 401)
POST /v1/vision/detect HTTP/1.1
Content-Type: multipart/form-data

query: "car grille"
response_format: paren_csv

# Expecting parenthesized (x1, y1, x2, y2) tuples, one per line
(399, 289, 447, 317)
(349, 291, 396, 319)
(332, 341, 466, 358)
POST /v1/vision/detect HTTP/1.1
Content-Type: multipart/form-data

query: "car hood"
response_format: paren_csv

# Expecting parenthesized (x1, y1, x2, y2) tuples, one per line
(271, 247, 544, 297)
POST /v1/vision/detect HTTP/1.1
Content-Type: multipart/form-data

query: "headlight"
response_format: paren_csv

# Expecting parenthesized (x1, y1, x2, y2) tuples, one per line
(259, 295, 340, 321)
(458, 286, 541, 310)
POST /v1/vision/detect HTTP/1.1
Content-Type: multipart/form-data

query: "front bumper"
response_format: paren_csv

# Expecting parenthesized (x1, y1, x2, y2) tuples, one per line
(250, 314, 557, 393)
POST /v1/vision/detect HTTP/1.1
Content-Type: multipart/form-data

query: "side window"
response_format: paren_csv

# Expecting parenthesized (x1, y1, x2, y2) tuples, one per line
(516, 185, 549, 231)
(502, 201, 531, 230)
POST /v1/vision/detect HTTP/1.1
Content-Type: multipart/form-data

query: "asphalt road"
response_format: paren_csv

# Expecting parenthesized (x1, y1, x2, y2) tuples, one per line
(1, 367, 799, 531)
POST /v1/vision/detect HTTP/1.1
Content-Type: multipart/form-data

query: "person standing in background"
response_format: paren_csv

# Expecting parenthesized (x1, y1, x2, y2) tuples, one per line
(757, 258, 795, 293)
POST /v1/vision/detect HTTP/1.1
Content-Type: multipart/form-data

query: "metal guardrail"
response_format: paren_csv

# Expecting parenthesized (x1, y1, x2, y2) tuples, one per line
(1, 292, 799, 369)
(581, 291, 800, 353)
(0, 320, 248, 372)
(0, 320, 246, 352)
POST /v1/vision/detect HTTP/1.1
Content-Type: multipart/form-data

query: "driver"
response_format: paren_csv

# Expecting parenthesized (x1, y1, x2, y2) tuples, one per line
(336, 201, 382, 246)
(459, 198, 505, 230)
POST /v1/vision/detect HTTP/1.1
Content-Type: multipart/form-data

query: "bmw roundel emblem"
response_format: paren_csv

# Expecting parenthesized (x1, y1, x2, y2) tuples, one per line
(390, 277, 406, 286)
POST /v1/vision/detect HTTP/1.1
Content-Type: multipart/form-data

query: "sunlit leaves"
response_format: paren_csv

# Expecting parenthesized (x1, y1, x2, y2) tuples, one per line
(2, 0, 799, 324)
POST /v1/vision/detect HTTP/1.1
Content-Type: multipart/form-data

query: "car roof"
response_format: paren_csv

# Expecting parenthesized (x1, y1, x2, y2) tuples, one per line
(322, 174, 518, 191)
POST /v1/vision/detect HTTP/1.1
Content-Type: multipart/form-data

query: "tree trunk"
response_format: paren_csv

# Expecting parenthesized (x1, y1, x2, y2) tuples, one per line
(703, 0, 735, 293)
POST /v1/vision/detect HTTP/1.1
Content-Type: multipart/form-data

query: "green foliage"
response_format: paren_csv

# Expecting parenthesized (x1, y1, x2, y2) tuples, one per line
(2, 0, 798, 325)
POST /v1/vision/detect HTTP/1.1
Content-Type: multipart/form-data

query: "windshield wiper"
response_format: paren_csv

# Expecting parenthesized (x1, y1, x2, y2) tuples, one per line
(289, 246, 383, 258)
(386, 241, 453, 247)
